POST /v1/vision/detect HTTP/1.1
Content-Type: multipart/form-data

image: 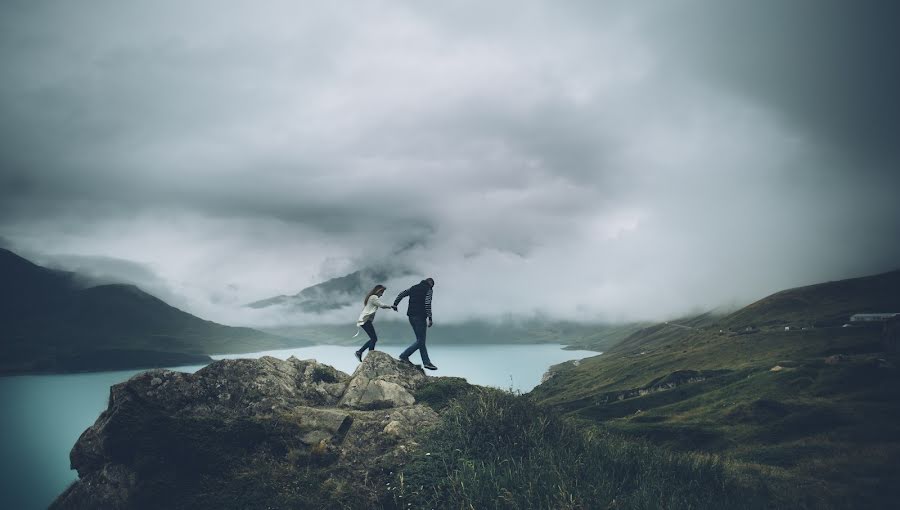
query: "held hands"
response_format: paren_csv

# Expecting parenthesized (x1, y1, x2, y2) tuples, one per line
(427, 317, 433, 328)
(392, 306, 398, 311)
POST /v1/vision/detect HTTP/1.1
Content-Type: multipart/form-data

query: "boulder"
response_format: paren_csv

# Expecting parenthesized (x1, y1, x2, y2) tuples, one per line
(383, 405, 440, 438)
(289, 406, 354, 444)
(69, 357, 352, 476)
(115, 356, 350, 420)
(339, 351, 427, 410)
(52, 353, 447, 509)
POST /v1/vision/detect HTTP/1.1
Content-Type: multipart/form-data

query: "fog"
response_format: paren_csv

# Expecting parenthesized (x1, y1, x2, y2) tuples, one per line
(2, 0, 898, 325)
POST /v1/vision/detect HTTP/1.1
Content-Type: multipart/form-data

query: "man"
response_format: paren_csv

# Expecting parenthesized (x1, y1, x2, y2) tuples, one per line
(393, 277, 437, 370)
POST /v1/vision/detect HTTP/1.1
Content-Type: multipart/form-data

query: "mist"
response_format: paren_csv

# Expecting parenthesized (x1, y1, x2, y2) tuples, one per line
(2, 0, 898, 326)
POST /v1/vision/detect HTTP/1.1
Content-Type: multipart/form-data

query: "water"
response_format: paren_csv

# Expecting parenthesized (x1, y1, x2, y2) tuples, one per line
(212, 343, 596, 392)
(0, 344, 595, 509)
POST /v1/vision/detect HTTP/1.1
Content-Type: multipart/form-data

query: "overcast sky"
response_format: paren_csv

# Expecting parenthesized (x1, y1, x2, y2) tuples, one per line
(2, 0, 898, 325)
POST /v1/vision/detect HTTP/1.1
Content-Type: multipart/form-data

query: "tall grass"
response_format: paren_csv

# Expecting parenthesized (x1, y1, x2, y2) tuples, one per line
(393, 390, 770, 509)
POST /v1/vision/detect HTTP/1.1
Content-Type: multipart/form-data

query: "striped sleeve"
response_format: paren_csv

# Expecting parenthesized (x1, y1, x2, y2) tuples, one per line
(393, 287, 410, 307)
(425, 287, 432, 319)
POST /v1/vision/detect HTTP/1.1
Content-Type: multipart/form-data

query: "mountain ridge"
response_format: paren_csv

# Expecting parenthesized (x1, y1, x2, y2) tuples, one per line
(0, 248, 307, 375)
(245, 267, 414, 313)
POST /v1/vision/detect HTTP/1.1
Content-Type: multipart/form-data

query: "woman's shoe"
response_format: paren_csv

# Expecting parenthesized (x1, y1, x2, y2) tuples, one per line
(355, 350, 363, 362)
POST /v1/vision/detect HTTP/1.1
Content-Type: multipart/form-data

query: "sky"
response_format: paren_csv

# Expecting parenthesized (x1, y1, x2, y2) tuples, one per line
(1, 0, 898, 325)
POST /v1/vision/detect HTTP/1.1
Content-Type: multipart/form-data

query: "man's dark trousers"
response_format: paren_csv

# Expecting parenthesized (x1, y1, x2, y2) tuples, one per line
(400, 315, 430, 364)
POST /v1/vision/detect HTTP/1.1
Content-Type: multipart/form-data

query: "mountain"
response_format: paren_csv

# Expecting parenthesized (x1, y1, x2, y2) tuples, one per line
(246, 267, 413, 313)
(0, 248, 305, 375)
(532, 268, 900, 508)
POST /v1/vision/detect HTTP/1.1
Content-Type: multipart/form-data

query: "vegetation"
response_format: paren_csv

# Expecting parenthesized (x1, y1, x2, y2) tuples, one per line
(532, 269, 900, 508)
(393, 389, 770, 509)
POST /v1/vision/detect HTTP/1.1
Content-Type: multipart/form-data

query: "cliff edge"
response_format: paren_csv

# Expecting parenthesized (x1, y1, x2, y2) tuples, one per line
(51, 351, 452, 509)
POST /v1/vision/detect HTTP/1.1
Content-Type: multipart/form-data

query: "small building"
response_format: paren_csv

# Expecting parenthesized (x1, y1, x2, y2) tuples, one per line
(850, 313, 900, 323)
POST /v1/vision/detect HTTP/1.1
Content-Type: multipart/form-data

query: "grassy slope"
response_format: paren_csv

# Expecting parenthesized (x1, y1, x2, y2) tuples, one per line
(532, 270, 900, 509)
(396, 380, 770, 510)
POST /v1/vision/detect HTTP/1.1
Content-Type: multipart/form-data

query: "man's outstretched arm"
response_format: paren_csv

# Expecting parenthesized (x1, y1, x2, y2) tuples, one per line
(393, 287, 411, 309)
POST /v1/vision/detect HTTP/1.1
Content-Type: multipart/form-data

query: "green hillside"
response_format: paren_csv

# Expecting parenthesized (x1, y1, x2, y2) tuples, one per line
(0, 248, 305, 375)
(532, 269, 900, 509)
(722, 270, 900, 329)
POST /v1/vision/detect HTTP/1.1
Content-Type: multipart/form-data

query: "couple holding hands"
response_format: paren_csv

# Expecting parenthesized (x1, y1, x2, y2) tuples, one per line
(354, 278, 437, 370)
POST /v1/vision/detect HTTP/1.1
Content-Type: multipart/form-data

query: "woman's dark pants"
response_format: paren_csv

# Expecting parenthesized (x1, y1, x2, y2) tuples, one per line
(358, 321, 378, 352)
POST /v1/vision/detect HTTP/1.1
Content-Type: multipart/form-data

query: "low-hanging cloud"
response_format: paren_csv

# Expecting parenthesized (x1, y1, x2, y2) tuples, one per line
(1, 0, 898, 326)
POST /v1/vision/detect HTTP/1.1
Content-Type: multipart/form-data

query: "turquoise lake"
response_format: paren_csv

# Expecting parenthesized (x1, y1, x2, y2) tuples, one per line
(0, 343, 596, 509)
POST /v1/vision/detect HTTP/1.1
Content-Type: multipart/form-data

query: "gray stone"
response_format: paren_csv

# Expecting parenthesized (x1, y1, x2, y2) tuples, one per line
(339, 351, 427, 410)
(290, 406, 353, 444)
(301, 430, 333, 445)
(52, 353, 440, 509)
(383, 405, 440, 438)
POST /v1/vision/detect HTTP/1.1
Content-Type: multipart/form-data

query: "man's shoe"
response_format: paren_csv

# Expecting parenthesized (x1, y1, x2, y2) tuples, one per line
(399, 356, 412, 364)
(423, 362, 438, 371)
(355, 350, 363, 362)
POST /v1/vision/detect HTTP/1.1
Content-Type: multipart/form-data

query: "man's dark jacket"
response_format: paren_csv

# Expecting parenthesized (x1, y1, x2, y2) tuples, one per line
(393, 280, 433, 319)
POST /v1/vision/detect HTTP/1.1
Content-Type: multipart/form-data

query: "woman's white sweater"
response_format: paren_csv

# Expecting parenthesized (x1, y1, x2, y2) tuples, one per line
(356, 294, 393, 326)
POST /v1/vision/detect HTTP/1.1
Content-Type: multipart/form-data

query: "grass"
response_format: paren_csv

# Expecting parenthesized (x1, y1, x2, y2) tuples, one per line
(530, 323, 900, 508)
(401, 274, 900, 509)
(392, 389, 771, 509)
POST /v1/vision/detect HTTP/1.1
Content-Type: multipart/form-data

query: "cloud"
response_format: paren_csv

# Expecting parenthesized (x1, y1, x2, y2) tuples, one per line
(1, 0, 898, 326)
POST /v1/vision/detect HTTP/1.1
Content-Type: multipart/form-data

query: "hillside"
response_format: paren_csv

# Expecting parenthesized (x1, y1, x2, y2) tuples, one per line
(722, 269, 900, 329)
(0, 248, 304, 375)
(531, 269, 900, 508)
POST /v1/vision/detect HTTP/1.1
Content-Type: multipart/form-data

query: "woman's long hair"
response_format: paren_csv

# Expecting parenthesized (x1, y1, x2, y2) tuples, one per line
(364, 284, 386, 305)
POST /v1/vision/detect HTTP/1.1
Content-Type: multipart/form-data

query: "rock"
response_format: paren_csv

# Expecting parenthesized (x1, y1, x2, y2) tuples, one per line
(67, 357, 351, 480)
(382, 405, 440, 438)
(770, 365, 785, 372)
(339, 351, 427, 410)
(302, 430, 333, 445)
(52, 353, 439, 510)
(541, 359, 580, 384)
(289, 406, 353, 444)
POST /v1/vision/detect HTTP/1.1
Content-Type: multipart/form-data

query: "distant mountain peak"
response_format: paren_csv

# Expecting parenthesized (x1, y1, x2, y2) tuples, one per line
(246, 266, 415, 313)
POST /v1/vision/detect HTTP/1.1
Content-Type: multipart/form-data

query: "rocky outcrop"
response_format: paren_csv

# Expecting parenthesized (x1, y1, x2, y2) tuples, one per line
(541, 359, 581, 384)
(52, 351, 451, 510)
(340, 351, 427, 409)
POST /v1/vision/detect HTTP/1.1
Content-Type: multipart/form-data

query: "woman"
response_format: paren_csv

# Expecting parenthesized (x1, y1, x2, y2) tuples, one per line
(354, 284, 394, 361)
